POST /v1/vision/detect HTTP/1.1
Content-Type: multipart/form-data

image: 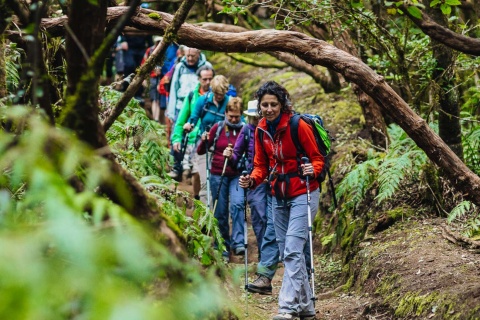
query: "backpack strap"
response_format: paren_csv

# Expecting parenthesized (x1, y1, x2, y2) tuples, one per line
(289, 114, 305, 174)
(212, 120, 225, 152)
(188, 90, 195, 104)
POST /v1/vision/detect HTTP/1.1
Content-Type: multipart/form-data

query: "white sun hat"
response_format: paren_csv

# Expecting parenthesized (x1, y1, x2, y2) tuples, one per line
(244, 100, 258, 116)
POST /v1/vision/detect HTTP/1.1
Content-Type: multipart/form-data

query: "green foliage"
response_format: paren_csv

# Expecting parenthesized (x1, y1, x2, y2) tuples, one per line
(100, 87, 225, 265)
(461, 120, 480, 176)
(4, 43, 23, 96)
(336, 124, 429, 211)
(447, 201, 480, 238)
(0, 106, 228, 319)
(101, 87, 169, 178)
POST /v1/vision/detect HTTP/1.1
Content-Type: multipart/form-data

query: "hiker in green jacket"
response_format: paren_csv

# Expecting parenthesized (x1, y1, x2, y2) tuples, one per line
(170, 65, 215, 199)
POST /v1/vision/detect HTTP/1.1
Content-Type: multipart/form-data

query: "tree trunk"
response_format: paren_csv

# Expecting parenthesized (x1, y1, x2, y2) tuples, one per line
(40, 8, 480, 205)
(427, 2, 463, 160)
(329, 17, 389, 150)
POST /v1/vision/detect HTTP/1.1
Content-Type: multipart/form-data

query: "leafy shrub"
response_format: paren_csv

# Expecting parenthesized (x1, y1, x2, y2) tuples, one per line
(0, 106, 228, 319)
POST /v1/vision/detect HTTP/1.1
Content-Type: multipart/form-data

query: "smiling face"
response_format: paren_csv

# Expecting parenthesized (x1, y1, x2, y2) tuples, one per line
(259, 94, 281, 121)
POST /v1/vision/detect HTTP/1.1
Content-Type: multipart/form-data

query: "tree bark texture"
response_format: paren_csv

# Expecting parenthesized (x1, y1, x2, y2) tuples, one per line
(60, 1, 186, 257)
(183, 22, 341, 92)
(40, 7, 480, 205)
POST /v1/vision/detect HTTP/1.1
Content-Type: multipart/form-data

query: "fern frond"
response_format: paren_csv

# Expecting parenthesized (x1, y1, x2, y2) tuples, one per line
(376, 149, 427, 203)
(336, 157, 379, 210)
(447, 201, 475, 223)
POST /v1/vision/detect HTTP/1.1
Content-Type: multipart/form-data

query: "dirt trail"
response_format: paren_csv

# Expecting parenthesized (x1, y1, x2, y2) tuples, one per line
(172, 177, 480, 320)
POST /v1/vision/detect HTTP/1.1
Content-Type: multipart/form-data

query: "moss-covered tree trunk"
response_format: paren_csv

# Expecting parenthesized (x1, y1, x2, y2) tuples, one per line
(427, 1, 463, 160)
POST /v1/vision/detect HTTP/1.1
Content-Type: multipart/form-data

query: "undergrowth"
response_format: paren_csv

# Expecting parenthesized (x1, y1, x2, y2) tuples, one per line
(0, 101, 228, 318)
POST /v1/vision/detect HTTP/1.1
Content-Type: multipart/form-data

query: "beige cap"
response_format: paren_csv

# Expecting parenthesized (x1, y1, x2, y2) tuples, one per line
(244, 100, 258, 116)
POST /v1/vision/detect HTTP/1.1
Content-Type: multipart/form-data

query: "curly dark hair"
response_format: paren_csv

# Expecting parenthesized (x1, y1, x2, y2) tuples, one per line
(254, 81, 292, 116)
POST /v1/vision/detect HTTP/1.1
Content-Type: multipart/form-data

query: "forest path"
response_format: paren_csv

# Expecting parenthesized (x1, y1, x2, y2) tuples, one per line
(170, 177, 480, 320)
(171, 177, 382, 320)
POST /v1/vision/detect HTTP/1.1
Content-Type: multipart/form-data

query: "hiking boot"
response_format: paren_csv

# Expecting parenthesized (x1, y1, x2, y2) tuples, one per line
(247, 275, 272, 295)
(234, 247, 245, 256)
(222, 251, 230, 263)
(272, 313, 297, 320)
(167, 170, 181, 182)
(299, 313, 316, 320)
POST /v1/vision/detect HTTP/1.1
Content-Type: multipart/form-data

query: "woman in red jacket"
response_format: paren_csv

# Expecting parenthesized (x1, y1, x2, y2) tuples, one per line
(239, 81, 324, 320)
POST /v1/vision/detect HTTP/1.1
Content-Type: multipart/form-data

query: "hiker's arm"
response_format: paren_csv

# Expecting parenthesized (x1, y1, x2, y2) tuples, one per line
(250, 130, 268, 188)
(186, 95, 204, 130)
(166, 65, 180, 120)
(228, 127, 246, 167)
(172, 97, 191, 146)
(298, 120, 325, 178)
(197, 123, 216, 155)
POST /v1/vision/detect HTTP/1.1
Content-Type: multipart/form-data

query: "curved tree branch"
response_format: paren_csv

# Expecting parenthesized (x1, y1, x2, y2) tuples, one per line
(401, 4, 480, 56)
(197, 22, 341, 92)
(38, 7, 480, 205)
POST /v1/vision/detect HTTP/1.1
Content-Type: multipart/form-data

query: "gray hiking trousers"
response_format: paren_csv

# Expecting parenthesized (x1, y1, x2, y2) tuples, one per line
(273, 188, 320, 316)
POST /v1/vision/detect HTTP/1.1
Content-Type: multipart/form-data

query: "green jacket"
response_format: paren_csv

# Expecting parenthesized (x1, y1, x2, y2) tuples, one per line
(171, 83, 204, 145)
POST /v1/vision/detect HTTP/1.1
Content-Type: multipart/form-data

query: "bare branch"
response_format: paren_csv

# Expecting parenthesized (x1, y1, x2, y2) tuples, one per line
(401, 4, 480, 56)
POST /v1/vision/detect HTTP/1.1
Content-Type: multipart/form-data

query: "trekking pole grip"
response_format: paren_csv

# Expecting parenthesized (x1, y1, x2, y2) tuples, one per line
(301, 157, 310, 182)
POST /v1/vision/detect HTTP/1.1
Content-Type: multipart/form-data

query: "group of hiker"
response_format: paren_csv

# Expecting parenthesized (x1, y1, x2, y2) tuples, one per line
(163, 53, 323, 320)
(138, 41, 325, 320)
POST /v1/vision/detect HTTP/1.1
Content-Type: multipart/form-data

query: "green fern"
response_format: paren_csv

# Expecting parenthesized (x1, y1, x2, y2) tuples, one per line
(447, 201, 480, 238)
(462, 124, 480, 176)
(336, 157, 379, 210)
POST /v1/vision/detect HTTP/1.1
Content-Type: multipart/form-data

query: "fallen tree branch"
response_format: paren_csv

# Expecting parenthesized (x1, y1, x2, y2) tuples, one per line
(441, 224, 480, 250)
(197, 22, 340, 92)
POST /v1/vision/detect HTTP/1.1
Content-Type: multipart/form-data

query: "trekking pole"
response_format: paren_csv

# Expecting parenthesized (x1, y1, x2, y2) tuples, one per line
(204, 129, 212, 211)
(179, 130, 189, 162)
(241, 170, 249, 292)
(212, 143, 233, 214)
(327, 170, 338, 209)
(301, 157, 316, 305)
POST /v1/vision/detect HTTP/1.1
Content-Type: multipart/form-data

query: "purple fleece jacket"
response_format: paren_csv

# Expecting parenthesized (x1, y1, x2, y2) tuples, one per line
(230, 123, 256, 172)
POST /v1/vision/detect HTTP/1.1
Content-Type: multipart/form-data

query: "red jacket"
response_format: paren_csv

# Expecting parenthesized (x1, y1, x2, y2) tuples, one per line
(250, 112, 324, 198)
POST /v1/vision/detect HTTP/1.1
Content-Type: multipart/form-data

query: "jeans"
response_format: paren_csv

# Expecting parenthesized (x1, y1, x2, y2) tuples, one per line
(256, 193, 280, 280)
(247, 182, 268, 251)
(273, 188, 320, 316)
(210, 174, 245, 251)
